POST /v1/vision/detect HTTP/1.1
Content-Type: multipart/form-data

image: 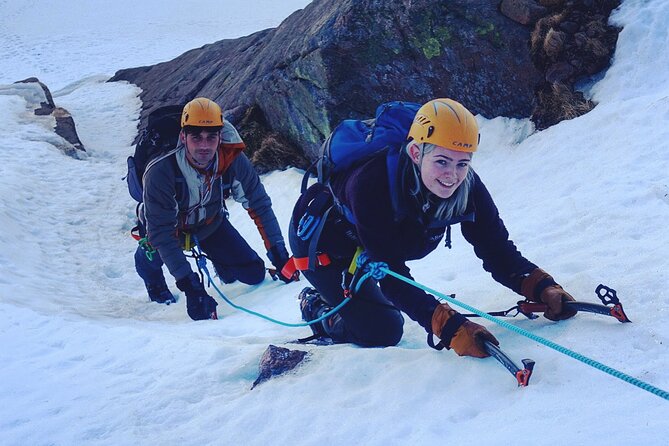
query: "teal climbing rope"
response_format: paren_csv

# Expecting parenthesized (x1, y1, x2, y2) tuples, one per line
(204, 267, 349, 327)
(191, 237, 349, 328)
(190, 233, 668, 400)
(380, 266, 669, 401)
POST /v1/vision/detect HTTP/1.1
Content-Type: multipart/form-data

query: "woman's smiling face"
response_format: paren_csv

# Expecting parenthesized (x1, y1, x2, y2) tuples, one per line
(408, 142, 472, 199)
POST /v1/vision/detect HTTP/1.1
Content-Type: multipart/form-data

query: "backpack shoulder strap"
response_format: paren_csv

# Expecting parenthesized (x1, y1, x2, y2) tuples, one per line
(317, 131, 335, 185)
(386, 147, 404, 222)
(143, 146, 180, 176)
(301, 159, 318, 193)
(143, 148, 188, 203)
(171, 154, 188, 203)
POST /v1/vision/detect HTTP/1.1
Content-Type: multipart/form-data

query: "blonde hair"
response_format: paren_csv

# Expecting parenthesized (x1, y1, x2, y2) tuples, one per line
(403, 143, 473, 221)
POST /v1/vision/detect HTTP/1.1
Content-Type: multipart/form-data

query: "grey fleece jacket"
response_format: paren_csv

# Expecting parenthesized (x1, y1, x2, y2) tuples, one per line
(141, 131, 284, 281)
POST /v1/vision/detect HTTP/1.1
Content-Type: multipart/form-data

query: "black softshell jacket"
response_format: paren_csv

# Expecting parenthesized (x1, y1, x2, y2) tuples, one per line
(327, 153, 537, 333)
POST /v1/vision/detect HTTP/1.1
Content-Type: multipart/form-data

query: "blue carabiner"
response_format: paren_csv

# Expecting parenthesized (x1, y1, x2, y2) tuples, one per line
(297, 214, 320, 241)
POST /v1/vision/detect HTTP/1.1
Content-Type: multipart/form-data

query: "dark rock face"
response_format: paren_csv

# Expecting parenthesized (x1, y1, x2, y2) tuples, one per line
(111, 0, 620, 167)
(16, 77, 57, 115)
(52, 107, 86, 154)
(12, 78, 86, 156)
(236, 105, 311, 173)
(110, 0, 542, 166)
(500, 0, 548, 25)
(252, 344, 308, 389)
(526, 0, 621, 129)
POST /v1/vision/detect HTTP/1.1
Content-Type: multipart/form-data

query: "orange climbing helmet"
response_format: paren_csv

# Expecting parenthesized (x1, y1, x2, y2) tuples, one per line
(181, 97, 223, 128)
(408, 98, 479, 152)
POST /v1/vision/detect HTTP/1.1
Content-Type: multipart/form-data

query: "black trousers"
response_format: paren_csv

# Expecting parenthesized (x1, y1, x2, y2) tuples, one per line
(289, 222, 404, 347)
(135, 217, 266, 287)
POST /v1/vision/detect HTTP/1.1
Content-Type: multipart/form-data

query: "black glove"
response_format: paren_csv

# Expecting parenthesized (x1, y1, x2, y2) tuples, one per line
(176, 272, 218, 321)
(268, 243, 299, 284)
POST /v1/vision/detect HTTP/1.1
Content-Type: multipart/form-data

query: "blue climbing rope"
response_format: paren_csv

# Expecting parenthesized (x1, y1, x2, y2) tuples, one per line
(206, 267, 349, 327)
(189, 234, 668, 401)
(353, 252, 387, 294)
(191, 237, 349, 328)
(378, 266, 669, 401)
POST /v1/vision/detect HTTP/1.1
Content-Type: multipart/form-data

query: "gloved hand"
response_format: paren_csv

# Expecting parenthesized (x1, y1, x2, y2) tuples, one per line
(268, 243, 299, 284)
(176, 272, 218, 321)
(521, 268, 577, 321)
(451, 321, 499, 357)
(431, 303, 499, 358)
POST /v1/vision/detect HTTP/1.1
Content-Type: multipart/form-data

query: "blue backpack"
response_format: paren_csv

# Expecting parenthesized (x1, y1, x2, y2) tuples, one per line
(295, 101, 420, 269)
(313, 100, 421, 186)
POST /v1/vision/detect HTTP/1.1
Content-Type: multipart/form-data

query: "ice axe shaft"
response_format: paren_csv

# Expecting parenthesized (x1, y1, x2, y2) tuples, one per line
(483, 340, 535, 387)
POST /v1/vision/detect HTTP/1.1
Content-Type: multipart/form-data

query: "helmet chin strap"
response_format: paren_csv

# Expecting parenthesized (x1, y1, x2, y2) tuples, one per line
(412, 159, 432, 212)
(184, 140, 201, 167)
(403, 142, 435, 214)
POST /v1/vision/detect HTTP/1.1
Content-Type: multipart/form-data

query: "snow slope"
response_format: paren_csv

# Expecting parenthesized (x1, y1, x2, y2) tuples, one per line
(0, 0, 668, 444)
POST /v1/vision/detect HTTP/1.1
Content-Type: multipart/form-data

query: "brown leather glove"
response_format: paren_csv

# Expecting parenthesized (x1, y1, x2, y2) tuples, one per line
(431, 303, 499, 358)
(520, 268, 577, 321)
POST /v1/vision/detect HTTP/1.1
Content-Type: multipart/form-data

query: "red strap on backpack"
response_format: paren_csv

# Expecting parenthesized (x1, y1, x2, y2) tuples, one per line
(282, 254, 332, 277)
